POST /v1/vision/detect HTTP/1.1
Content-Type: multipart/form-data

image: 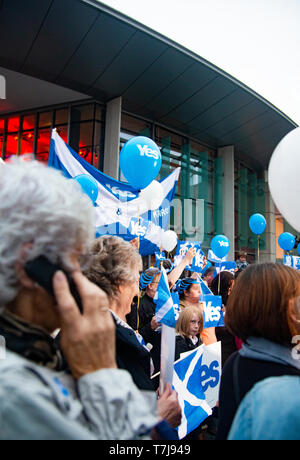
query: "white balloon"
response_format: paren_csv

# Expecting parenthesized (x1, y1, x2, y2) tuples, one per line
(268, 127, 300, 232)
(161, 230, 178, 252)
(140, 180, 164, 211)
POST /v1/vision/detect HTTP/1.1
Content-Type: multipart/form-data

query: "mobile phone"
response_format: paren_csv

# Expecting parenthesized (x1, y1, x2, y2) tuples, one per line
(24, 255, 83, 314)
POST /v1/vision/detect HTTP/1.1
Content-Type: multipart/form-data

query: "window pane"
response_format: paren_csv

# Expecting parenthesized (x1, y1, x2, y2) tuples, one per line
(70, 122, 94, 164)
(20, 131, 34, 155)
(121, 113, 152, 136)
(36, 128, 51, 164)
(39, 111, 52, 128)
(56, 125, 68, 143)
(95, 104, 104, 121)
(55, 108, 69, 126)
(5, 134, 19, 159)
(7, 116, 20, 133)
(71, 105, 94, 122)
(22, 114, 35, 131)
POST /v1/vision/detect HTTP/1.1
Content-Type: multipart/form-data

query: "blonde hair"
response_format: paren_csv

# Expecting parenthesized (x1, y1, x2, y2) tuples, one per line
(176, 306, 203, 338)
(84, 236, 142, 301)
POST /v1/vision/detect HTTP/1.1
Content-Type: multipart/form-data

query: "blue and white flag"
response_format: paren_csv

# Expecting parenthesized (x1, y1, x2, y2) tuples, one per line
(283, 255, 300, 270)
(208, 249, 228, 264)
(213, 261, 237, 278)
(174, 241, 205, 273)
(199, 278, 213, 295)
(202, 295, 224, 328)
(154, 267, 176, 328)
(154, 251, 167, 267)
(173, 342, 221, 439)
(171, 292, 180, 322)
(48, 129, 180, 256)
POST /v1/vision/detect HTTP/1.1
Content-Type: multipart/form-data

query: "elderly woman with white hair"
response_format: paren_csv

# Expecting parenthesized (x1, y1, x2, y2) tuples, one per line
(0, 159, 158, 440)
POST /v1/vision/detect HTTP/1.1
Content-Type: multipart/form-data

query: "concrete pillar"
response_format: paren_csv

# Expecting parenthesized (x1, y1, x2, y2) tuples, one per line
(103, 96, 122, 180)
(259, 172, 276, 262)
(217, 145, 235, 261)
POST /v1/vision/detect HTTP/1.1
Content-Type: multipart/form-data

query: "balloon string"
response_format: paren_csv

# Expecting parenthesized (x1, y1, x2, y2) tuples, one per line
(257, 235, 260, 263)
(218, 262, 221, 295)
(137, 193, 140, 251)
(136, 193, 141, 331)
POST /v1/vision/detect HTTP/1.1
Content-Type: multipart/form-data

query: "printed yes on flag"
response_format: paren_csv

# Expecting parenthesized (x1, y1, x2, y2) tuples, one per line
(283, 255, 300, 270)
(48, 129, 180, 256)
(174, 241, 205, 273)
(173, 342, 221, 439)
(202, 295, 224, 328)
(213, 261, 237, 279)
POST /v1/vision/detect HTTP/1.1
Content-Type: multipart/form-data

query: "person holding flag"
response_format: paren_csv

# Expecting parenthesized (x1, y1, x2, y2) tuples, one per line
(127, 248, 196, 372)
(176, 278, 217, 346)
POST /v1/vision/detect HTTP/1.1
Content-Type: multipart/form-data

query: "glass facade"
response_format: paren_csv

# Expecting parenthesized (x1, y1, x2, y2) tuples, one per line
(0, 102, 105, 168)
(0, 100, 272, 259)
(120, 112, 217, 250)
(234, 160, 266, 262)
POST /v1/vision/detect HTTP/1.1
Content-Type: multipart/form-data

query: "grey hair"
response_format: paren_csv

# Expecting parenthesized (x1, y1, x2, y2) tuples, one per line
(0, 159, 95, 307)
(84, 236, 142, 301)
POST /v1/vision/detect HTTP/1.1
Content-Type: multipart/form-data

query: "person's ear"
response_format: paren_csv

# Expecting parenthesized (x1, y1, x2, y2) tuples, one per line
(15, 243, 36, 290)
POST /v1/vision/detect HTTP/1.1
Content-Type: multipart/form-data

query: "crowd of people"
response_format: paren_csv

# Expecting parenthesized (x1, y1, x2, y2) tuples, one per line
(0, 159, 299, 440)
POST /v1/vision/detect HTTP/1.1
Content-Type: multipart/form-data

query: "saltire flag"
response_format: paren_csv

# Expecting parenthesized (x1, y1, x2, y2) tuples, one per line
(202, 295, 224, 328)
(174, 241, 205, 273)
(199, 278, 213, 295)
(154, 267, 176, 328)
(173, 342, 221, 439)
(213, 261, 237, 278)
(48, 129, 180, 256)
(208, 249, 227, 263)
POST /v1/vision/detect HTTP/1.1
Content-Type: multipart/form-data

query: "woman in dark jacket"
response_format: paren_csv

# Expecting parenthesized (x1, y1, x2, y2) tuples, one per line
(175, 306, 203, 361)
(211, 270, 236, 367)
(216, 263, 300, 440)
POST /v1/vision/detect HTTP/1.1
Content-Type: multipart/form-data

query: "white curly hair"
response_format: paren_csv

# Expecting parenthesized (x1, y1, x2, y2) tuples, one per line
(0, 159, 95, 307)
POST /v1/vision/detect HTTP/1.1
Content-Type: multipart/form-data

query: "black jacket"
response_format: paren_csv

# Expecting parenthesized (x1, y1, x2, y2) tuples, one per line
(127, 294, 161, 373)
(216, 351, 300, 440)
(175, 335, 200, 361)
(115, 321, 155, 392)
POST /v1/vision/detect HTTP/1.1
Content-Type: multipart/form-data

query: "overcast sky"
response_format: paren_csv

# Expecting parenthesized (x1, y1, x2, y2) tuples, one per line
(99, 0, 300, 126)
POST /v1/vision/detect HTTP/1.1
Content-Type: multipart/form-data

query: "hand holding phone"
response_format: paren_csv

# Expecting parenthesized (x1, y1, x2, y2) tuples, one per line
(24, 255, 83, 313)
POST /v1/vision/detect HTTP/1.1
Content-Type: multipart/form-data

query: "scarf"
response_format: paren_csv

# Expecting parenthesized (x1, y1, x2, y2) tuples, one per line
(240, 336, 300, 371)
(0, 310, 66, 371)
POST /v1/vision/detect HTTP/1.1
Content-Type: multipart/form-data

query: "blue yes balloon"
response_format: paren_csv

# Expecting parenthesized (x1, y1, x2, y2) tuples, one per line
(297, 243, 300, 257)
(74, 174, 99, 204)
(211, 235, 230, 259)
(249, 213, 266, 235)
(119, 136, 162, 190)
(278, 232, 295, 252)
